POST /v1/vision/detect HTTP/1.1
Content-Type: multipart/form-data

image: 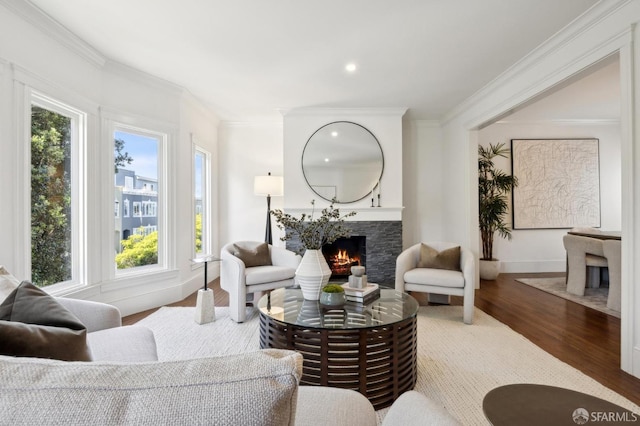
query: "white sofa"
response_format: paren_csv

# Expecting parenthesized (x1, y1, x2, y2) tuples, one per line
(0, 296, 461, 425)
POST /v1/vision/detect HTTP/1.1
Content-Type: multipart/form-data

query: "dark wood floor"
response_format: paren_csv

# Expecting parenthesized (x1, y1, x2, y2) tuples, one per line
(123, 273, 640, 406)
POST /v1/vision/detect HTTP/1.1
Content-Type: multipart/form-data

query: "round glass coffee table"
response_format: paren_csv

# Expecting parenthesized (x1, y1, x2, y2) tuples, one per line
(258, 287, 419, 410)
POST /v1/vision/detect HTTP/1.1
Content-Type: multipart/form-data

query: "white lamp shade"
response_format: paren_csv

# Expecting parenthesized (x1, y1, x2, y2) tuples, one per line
(254, 175, 283, 196)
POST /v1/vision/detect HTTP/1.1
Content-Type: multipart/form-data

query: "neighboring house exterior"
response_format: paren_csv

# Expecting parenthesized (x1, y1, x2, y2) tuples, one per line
(114, 168, 202, 253)
(114, 169, 158, 252)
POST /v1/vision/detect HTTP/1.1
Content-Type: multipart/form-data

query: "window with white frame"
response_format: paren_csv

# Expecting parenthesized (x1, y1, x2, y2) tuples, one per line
(132, 202, 142, 217)
(194, 144, 211, 256)
(29, 92, 85, 288)
(114, 126, 164, 271)
(142, 200, 157, 217)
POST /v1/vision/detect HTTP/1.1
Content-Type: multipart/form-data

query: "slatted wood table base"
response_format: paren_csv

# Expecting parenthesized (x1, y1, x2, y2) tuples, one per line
(259, 313, 417, 410)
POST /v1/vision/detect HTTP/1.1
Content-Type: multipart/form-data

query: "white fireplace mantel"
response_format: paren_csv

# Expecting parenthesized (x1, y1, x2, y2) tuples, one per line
(282, 206, 403, 222)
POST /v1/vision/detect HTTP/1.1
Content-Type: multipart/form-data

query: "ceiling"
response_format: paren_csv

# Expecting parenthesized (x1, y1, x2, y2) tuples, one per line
(27, 0, 600, 122)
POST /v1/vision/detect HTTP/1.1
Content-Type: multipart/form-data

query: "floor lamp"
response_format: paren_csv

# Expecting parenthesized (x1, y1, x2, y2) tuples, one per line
(254, 173, 283, 245)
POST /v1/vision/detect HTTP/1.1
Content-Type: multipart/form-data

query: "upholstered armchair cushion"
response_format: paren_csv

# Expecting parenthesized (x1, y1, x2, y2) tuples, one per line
(221, 241, 301, 322)
(58, 296, 158, 362)
(404, 268, 465, 288)
(396, 242, 475, 324)
(0, 349, 302, 426)
(246, 265, 298, 286)
(381, 391, 461, 426)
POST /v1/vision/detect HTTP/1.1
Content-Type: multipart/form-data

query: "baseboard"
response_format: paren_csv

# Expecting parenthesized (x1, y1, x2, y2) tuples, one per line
(111, 274, 213, 317)
(501, 260, 566, 274)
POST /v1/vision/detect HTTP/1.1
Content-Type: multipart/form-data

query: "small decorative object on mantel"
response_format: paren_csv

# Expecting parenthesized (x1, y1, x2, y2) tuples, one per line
(319, 284, 346, 306)
(272, 199, 356, 300)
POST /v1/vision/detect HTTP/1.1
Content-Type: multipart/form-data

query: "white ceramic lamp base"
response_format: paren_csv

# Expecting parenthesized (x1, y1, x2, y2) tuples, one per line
(194, 289, 215, 324)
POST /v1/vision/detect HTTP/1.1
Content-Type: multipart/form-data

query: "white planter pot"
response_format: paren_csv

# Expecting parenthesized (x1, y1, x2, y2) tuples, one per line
(296, 249, 332, 300)
(479, 259, 501, 281)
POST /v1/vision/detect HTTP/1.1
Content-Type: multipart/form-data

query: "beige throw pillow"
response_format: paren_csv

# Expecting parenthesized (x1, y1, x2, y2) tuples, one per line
(233, 242, 272, 267)
(418, 244, 461, 271)
(0, 266, 20, 304)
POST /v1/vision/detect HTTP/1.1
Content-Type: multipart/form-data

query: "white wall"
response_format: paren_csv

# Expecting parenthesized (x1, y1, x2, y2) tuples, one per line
(402, 120, 445, 248)
(436, 0, 640, 377)
(0, 3, 219, 315)
(218, 122, 285, 246)
(479, 122, 621, 272)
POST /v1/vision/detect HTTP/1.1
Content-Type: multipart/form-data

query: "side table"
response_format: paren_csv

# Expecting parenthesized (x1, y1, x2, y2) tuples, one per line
(191, 255, 222, 324)
(483, 384, 638, 425)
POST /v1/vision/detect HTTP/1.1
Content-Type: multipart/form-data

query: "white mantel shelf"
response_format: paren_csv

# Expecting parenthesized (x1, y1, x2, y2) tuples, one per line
(282, 206, 403, 222)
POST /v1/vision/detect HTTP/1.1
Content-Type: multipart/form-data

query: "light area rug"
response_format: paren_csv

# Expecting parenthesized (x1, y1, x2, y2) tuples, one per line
(516, 276, 620, 318)
(137, 305, 639, 425)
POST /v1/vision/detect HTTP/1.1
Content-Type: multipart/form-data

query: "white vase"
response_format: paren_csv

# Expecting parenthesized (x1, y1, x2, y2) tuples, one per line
(296, 249, 332, 300)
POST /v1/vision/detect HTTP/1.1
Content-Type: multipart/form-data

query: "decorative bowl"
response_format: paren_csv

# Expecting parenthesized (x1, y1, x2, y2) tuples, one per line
(319, 291, 347, 306)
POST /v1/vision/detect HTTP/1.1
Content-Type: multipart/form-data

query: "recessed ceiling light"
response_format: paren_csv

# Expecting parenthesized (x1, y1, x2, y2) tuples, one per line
(324, 158, 330, 162)
(345, 63, 357, 73)
(331, 131, 338, 137)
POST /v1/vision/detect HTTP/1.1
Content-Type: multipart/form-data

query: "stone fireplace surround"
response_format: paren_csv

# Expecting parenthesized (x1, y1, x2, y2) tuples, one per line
(285, 221, 402, 286)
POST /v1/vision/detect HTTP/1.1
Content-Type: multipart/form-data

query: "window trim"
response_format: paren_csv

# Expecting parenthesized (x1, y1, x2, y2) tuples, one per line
(193, 139, 212, 259)
(27, 90, 87, 290)
(110, 121, 169, 278)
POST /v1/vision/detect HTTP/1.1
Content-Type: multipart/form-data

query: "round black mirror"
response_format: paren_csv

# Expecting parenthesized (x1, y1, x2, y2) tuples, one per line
(302, 121, 384, 203)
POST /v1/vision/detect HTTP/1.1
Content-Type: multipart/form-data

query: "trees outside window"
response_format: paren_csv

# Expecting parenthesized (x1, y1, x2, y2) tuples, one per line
(30, 96, 85, 288)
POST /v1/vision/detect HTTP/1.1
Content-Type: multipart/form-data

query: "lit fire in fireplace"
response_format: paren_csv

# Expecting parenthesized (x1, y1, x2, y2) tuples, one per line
(328, 249, 360, 276)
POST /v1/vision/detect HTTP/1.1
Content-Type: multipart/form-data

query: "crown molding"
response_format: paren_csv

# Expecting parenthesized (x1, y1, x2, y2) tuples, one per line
(494, 118, 620, 126)
(1, 0, 105, 67)
(220, 120, 284, 129)
(441, 0, 632, 126)
(280, 107, 408, 117)
(181, 91, 220, 126)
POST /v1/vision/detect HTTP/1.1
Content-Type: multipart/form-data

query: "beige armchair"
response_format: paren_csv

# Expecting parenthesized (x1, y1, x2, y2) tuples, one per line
(221, 241, 301, 323)
(395, 242, 475, 324)
(602, 239, 621, 312)
(563, 234, 608, 296)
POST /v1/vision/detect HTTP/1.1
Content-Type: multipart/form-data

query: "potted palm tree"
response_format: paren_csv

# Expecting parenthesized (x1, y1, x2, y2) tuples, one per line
(478, 143, 518, 280)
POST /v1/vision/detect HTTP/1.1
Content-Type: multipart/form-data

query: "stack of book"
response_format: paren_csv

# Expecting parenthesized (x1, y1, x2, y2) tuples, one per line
(341, 282, 380, 304)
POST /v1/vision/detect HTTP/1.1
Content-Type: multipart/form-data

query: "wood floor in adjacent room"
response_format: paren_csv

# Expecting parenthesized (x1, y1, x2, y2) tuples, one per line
(123, 272, 640, 406)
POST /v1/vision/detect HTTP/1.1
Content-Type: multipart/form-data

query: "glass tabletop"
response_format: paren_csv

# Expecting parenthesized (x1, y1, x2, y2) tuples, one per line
(258, 287, 419, 330)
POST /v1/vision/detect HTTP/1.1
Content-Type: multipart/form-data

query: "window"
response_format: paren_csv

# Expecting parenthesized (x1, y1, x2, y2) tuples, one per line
(114, 128, 163, 271)
(133, 202, 142, 217)
(30, 94, 85, 288)
(194, 145, 211, 256)
(142, 201, 157, 217)
(114, 199, 120, 218)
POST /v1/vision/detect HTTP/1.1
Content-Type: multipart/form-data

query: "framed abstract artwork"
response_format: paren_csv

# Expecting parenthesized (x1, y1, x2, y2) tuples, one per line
(511, 138, 600, 229)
